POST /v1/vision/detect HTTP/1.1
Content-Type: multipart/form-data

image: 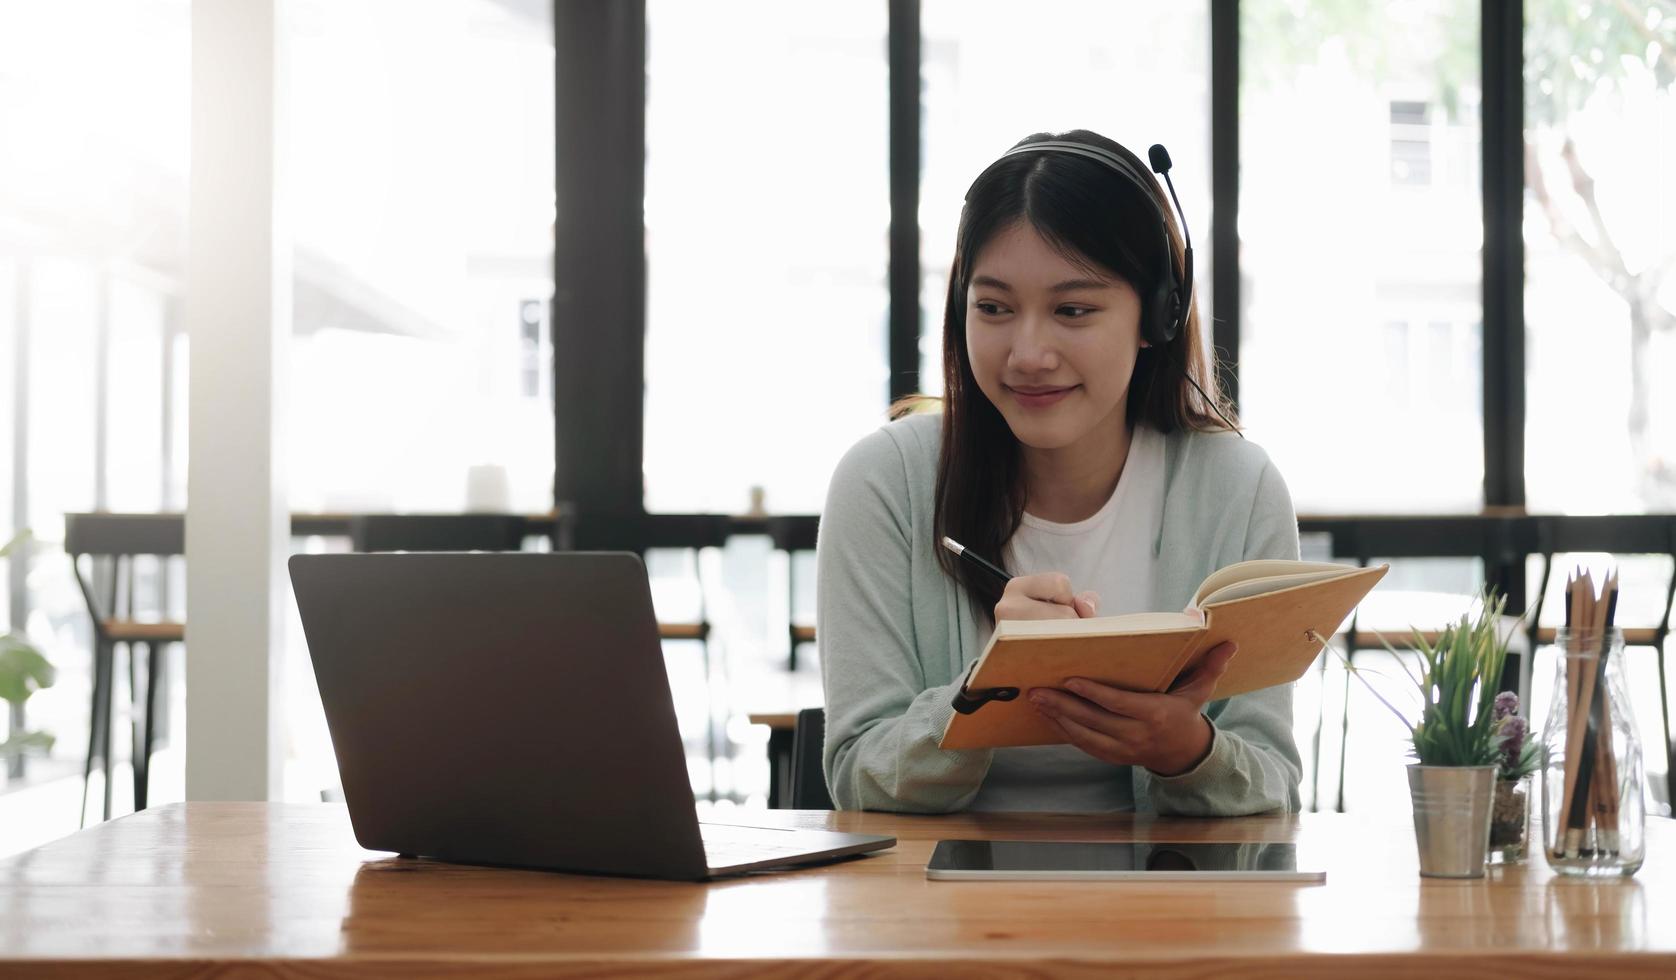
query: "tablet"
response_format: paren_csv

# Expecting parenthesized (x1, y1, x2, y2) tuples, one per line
(925, 840, 1326, 882)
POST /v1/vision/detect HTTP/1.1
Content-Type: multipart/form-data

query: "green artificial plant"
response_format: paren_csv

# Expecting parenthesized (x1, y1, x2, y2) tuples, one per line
(1349, 590, 1517, 768)
(0, 530, 56, 760)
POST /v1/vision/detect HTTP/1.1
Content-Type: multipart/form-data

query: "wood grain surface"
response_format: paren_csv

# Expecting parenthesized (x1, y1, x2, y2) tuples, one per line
(1, 803, 1672, 978)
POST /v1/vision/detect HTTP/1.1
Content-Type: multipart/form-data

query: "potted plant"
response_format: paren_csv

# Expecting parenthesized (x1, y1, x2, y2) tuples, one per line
(0, 531, 56, 766)
(1350, 591, 1515, 878)
(1488, 691, 1539, 862)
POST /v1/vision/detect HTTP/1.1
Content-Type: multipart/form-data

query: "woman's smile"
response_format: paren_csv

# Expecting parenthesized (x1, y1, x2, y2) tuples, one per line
(1005, 383, 1079, 409)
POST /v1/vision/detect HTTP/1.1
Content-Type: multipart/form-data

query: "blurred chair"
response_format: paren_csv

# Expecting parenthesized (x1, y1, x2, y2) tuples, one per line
(348, 514, 533, 553)
(768, 516, 819, 672)
(572, 513, 732, 796)
(788, 706, 833, 810)
(65, 512, 185, 825)
(1525, 516, 1676, 807)
(748, 712, 797, 808)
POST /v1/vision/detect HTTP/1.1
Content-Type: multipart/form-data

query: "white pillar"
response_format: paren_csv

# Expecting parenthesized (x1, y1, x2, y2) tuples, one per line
(184, 0, 289, 801)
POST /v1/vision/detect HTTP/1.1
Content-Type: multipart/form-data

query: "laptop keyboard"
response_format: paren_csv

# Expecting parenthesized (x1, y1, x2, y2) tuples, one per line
(699, 822, 836, 868)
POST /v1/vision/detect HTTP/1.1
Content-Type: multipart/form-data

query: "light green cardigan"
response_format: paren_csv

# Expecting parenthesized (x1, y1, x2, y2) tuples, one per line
(816, 411, 1304, 815)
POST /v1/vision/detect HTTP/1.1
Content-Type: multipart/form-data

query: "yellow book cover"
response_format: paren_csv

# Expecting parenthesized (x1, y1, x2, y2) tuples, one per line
(938, 560, 1389, 750)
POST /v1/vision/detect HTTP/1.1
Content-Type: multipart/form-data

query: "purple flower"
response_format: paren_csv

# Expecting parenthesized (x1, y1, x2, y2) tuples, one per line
(1498, 714, 1528, 771)
(1494, 691, 1519, 722)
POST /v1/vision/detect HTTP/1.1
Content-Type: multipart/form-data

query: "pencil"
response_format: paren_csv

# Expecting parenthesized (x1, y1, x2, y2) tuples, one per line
(1601, 574, 1621, 853)
(1555, 569, 1582, 851)
(1564, 570, 1615, 857)
(940, 537, 1013, 589)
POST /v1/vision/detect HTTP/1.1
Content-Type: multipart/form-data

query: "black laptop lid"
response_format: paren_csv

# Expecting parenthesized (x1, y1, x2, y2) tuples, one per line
(289, 552, 709, 879)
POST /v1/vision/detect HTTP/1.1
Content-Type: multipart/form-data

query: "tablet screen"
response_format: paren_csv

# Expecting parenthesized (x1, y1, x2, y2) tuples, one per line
(926, 839, 1324, 881)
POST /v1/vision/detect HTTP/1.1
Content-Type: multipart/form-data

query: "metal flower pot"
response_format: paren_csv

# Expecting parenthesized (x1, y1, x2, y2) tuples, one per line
(1407, 764, 1496, 878)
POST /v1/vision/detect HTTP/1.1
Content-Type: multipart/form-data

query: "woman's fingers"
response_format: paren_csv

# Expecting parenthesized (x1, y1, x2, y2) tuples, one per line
(995, 596, 1080, 621)
(1012, 573, 1075, 605)
(994, 573, 1089, 621)
(1041, 710, 1128, 764)
(1029, 688, 1148, 742)
(1167, 642, 1238, 706)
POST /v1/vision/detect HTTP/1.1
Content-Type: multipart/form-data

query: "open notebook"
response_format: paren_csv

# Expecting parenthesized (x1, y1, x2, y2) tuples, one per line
(940, 560, 1389, 750)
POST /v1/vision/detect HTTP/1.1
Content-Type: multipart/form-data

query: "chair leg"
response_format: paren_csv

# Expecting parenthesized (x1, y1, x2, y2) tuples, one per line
(80, 640, 113, 829)
(129, 641, 144, 812)
(141, 642, 165, 811)
(785, 562, 799, 673)
(1308, 649, 1328, 812)
(103, 644, 117, 822)
(1658, 642, 1673, 812)
(1336, 651, 1353, 813)
(699, 633, 720, 803)
(154, 645, 172, 746)
(129, 642, 159, 811)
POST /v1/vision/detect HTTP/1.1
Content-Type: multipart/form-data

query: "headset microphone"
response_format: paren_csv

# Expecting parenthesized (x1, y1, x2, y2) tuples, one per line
(1138, 142, 1235, 434)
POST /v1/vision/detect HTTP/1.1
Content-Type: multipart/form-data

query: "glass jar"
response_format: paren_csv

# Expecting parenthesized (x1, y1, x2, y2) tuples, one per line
(1489, 775, 1531, 863)
(1540, 628, 1644, 876)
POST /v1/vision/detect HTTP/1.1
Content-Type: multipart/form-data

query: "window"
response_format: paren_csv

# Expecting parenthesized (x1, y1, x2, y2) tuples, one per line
(918, 0, 1212, 397)
(643, 1, 890, 515)
(1240, 0, 1483, 513)
(283, 0, 555, 803)
(518, 299, 546, 401)
(287, 0, 555, 516)
(1523, 0, 1676, 514)
(0, 0, 190, 840)
(1389, 99, 1434, 185)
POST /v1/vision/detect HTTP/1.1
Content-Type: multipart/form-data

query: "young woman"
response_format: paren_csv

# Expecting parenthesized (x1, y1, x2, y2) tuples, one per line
(816, 130, 1302, 815)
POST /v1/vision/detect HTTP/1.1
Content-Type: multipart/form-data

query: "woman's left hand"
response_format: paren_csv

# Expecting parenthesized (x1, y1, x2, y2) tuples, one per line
(1027, 642, 1238, 776)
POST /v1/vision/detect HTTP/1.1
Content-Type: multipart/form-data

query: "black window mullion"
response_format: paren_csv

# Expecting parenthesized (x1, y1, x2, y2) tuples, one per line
(1488, 0, 1528, 673)
(1210, 0, 1240, 410)
(1482, 0, 1527, 662)
(553, 0, 646, 517)
(888, 0, 921, 404)
(1482, 0, 1525, 514)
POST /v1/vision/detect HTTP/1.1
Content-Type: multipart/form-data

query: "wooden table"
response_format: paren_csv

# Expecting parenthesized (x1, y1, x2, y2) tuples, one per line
(3, 803, 1674, 978)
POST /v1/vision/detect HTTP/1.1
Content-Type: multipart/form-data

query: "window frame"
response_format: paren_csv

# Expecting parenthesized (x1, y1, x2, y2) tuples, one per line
(552, 0, 1529, 598)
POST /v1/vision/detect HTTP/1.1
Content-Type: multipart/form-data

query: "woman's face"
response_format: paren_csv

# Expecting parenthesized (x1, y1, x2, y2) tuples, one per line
(965, 219, 1145, 451)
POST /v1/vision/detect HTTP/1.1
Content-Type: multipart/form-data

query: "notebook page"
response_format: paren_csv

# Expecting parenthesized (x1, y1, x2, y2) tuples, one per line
(993, 610, 1203, 639)
(1198, 568, 1357, 607)
(1191, 560, 1357, 608)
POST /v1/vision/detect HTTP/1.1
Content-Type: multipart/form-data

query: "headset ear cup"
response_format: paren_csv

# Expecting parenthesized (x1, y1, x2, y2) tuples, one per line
(1145, 280, 1177, 347)
(1162, 292, 1182, 344)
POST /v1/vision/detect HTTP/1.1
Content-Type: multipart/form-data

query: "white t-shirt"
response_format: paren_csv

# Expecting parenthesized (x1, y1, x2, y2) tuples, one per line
(970, 424, 1167, 811)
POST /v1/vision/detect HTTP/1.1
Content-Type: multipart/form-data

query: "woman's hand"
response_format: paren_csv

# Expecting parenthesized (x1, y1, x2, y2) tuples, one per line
(994, 573, 1100, 621)
(1027, 641, 1239, 776)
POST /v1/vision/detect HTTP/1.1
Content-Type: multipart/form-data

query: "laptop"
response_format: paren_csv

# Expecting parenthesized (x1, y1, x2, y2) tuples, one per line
(288, 551, 894, 880)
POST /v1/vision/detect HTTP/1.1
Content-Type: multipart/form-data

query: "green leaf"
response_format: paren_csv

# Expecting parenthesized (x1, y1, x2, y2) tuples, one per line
(0, 529, 29, 559)
(0, 637, 56, 705)
(0, 730, 54, 759)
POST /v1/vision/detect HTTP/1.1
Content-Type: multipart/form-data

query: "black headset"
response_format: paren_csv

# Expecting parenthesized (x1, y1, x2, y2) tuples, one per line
(965, 139, 1194, 349)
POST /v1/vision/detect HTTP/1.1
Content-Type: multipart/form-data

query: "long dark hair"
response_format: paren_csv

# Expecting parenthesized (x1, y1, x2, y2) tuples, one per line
(927, 129, 1236, 622)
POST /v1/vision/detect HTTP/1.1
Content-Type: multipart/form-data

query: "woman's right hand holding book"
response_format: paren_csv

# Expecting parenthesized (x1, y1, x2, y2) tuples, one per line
(995, 573, 1101, 621)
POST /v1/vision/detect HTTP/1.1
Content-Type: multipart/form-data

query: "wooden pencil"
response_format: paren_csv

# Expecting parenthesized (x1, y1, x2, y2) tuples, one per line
(1565, 571, 1617, 857)
(1560, 572, 1597, 855)
(1585, 576, 1609, 854)
(1600, 574, 1621, 853)
(1556, 576, 1574, 856)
